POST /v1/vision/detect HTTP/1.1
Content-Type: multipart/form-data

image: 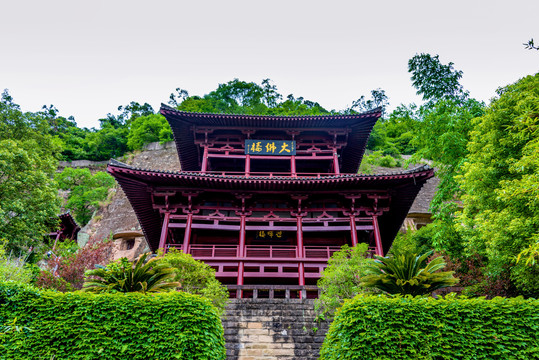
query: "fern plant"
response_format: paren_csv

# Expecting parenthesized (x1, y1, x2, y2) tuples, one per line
(361, 251, 458, 296)
(82, 253, 178, 294)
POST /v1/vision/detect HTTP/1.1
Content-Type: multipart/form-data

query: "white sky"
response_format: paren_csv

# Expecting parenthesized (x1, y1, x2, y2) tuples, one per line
(1, 0, 538, 129)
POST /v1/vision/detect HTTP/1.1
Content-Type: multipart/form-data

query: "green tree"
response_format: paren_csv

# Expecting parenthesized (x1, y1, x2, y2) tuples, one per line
(159, 249, 229, 314)
(56, 168, 116, 225)
(127, 114, 173, 150)
(0, 140, 60, 251)
(314, 244, 370, 319)
(408, 53, 465, 101)
(405, 55, 485, 256)
(361, 251, 458, 296)
(83, 253, 178, 294)
(457, 73, 539, 295)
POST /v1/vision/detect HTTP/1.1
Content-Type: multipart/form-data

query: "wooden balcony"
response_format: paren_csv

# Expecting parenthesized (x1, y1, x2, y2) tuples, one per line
(167, 244, 340, 260)
(166, 244, 341, 279)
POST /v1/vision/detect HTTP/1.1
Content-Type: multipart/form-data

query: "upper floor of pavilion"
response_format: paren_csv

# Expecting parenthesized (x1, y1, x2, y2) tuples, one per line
(160, 105, 382, 176)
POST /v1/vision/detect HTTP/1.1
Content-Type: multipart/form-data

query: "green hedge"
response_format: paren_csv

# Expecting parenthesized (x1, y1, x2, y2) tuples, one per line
(320, 294, 539, 360)
(0, 282, 226, 359)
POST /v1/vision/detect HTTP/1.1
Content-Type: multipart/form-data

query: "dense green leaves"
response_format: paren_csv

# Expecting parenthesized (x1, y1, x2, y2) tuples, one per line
(0, 282, 226, 359)
(0, 242, 34, 284)
(127, 114, 173, 150)
(320, 295, 539, 360)
(159, 250, 229, 315)
(0, 140, 60, 251)
(408, 53, 465, 101)
(457, 73, 539, 295)
(361, 251, 458, 296)
(315, 244, 371, 319)
(56, 168, 116, 225)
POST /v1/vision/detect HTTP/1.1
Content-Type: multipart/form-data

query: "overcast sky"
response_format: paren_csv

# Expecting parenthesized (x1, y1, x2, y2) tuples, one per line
(1, 0, 538, 128)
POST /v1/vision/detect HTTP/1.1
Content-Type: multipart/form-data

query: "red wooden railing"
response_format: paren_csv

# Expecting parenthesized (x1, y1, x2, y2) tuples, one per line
(167, 244, 340, 260)
(245, 245, 297, 258)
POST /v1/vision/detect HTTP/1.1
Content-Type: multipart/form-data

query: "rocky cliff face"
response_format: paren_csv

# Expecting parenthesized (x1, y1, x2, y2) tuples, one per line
(77, 142, 180, 260)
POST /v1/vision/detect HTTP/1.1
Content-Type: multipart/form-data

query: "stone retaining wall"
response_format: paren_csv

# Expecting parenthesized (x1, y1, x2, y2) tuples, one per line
(224, 299, 328, 360)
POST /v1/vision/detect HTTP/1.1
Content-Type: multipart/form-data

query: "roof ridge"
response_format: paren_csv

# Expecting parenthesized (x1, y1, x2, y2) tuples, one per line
(108, 159, 432, 178)
(160, 103, 382, 119)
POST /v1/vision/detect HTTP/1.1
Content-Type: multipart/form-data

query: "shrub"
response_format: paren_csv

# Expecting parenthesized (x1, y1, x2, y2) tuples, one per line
(0, 282, 226, 359)
(36, 239, 113, 291)
(320, 294, 539, 360)
(314, 244, 371, 319)
(159, 249, 229, 315)
(83, 253, 178, 294)
(0, 243, 35, 284)
(361, 251, 458, 296)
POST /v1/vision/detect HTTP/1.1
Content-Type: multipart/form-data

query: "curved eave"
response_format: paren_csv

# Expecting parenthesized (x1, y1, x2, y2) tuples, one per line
(108, 160, 434, 252)
(160, 105, 381, 173)
(58, 213, 81, 238)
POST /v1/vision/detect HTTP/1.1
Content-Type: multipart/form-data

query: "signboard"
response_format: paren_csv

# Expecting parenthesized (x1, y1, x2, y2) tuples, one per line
(254, 230, 287, 241)
(245, 140, 296, 156)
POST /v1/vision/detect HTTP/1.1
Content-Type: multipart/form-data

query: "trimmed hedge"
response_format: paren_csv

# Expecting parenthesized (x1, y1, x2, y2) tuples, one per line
(0, 282, 226, 359)
(320, 294, 539, 360)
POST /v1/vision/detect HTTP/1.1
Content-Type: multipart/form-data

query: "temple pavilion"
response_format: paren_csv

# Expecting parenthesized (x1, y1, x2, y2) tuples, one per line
(108, 105, 434, 296)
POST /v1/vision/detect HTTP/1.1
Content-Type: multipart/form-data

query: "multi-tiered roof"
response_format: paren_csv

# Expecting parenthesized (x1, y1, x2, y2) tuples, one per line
(108, 105, 433, 293)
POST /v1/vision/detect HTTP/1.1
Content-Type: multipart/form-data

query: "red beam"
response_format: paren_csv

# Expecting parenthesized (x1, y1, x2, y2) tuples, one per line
(168, 222, 373, 232)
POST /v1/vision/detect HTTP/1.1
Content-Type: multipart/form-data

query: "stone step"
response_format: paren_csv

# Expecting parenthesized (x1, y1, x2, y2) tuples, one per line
(223, 299, 329, 360)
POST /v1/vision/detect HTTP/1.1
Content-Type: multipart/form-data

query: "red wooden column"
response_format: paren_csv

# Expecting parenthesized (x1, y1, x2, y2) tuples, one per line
(237, 215, 246, 298)
(182, 213, 193, 254)
(291, 155, 297, 177)
(296, 216, 305, 288)
(349, 215, 358, 247)
(245, 154, 251, 177)
(201, 146, 209, 173)
(332, 148, 340, 174)
(158, 212, 171, 252)
(372, 215, 383, 256)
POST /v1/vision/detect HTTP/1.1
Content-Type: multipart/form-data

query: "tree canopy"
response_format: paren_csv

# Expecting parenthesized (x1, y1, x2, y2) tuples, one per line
(457, 73, 539, 295)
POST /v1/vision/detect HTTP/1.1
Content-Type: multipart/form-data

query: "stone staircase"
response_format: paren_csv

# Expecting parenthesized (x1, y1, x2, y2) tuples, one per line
(223, 299, 329, 360)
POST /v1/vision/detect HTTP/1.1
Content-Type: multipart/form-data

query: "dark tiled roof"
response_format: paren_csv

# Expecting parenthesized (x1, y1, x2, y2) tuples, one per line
(108, 160, 434, 251)
(159, 105, 381, 173)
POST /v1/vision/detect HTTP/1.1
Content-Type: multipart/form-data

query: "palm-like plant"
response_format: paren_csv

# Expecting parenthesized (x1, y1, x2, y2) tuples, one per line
(360, 251, 458, 296)
(82, 253, 179, 294)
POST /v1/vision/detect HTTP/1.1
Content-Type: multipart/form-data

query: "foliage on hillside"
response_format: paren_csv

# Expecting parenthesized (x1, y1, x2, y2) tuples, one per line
(56, 167, 116, 226)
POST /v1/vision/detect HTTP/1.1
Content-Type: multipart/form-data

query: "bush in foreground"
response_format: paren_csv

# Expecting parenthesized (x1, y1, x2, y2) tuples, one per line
(320, 294, 539, 360)
(0, 282, 226, 360)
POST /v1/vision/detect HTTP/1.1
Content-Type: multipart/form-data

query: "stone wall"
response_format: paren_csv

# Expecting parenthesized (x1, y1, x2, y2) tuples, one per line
(224, 299, 328, 360)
